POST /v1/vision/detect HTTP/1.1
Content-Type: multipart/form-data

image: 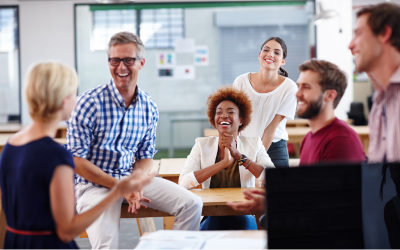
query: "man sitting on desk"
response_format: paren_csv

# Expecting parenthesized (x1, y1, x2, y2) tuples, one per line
(67, 32, 202, 249)
(296, 59, 366, 165)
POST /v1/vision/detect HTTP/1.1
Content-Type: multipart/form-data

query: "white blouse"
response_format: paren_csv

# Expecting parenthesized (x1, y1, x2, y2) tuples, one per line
(179, 136, 275, 189)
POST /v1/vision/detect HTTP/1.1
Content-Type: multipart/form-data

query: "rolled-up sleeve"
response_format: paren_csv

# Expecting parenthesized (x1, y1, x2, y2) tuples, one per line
(66, 94, 96, 159)
(136, 105, 159, 160)
(179, 138, 202, 189)
(255, 137, 275, 185)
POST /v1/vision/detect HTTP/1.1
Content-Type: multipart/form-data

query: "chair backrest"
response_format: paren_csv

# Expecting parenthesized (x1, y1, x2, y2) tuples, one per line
(347, 102, 367, 125)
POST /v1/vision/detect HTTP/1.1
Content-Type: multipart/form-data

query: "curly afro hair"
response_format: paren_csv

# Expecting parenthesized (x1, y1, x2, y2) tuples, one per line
(206, 85, 252, 132)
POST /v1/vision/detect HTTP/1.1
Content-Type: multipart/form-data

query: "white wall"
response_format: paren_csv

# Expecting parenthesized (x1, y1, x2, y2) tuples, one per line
(1, 0, 354, 137)
(1, 0, 88, 124)
(316, 0, 353, 120)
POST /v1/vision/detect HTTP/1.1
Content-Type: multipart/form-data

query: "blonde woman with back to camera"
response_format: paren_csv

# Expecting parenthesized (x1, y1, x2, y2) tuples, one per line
(0, 62, 154, 249)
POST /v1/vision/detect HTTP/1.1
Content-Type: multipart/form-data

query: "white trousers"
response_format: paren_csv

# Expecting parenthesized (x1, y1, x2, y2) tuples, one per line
(75, 177, 203, 249)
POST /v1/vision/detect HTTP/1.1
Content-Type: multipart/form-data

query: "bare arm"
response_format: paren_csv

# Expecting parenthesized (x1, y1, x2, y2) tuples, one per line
(74, 156, 118, 189)
(194, 147, 233, 184)
(134, 158, 153, 176)
(50, 165, 155, 243)
(261, 114, 285, 152)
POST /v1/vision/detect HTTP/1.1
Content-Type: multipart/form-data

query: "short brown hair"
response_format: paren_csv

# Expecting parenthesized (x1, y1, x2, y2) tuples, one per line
(298, 59, 347, 108)
(206, 86, 252, 132)
(357, 3, 400, 52)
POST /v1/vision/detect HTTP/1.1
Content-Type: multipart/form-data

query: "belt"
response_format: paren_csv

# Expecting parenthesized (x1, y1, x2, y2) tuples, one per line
(7, 226, 53, 236)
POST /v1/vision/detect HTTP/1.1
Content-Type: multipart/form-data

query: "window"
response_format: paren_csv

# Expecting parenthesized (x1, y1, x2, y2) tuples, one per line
(140, 8, 184, 48)
(0, 6, 20, 123)
(91, 9, 137, 51)
(90, 8, 184, 50)
(0, 8, 16, 52)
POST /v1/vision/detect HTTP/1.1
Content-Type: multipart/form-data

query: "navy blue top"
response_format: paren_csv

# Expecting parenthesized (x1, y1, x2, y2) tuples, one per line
(0, 137, 78, 249)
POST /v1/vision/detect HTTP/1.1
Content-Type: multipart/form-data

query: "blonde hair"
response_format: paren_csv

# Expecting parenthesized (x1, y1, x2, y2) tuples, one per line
(25, 62, 78, 121)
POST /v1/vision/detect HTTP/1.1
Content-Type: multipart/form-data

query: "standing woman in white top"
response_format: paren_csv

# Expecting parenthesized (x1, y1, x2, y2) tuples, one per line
(233, 37, 298, 167)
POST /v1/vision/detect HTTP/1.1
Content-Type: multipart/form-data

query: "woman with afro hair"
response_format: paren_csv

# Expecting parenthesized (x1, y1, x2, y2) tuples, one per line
(179, 86, 274, 230)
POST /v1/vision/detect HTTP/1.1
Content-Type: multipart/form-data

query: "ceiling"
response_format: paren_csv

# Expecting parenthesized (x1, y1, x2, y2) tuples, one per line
(353, 0, 400, 8)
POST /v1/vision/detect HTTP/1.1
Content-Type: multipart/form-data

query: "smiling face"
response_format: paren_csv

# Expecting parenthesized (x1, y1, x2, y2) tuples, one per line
(348, 13, 382, 73)
(296, 70, 325, 119)
(258, 40, 286, 71)
(108, 43, 145, 92)
(214, 100, 242, 135)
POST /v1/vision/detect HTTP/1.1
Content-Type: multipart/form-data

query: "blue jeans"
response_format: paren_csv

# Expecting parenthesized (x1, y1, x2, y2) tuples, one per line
(200, 215, 258, 230)
(267, 139, 289, 168)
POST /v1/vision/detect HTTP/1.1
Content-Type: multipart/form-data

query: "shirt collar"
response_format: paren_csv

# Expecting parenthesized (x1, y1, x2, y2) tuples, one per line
(108, 79, 139, 108)
(389, 65, 400, 83)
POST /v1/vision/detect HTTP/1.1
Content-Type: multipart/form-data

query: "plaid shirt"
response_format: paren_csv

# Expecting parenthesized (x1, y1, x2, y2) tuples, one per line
(368, 66, 400, 163)
(67, 80, 158, 186)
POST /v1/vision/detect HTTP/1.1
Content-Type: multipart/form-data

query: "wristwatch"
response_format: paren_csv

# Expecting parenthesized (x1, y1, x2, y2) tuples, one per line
(238, 154, 249, 166)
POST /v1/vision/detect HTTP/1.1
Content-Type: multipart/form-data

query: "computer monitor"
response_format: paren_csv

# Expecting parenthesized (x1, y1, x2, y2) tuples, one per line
(266, 163, 399, 249)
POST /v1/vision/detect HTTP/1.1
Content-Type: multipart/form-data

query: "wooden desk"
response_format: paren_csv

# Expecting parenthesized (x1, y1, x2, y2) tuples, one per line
(0, 124, 23, 133)
(117, 187, 259, 219)
(206, 126, 370, 157)
(80, 187, 259, 238)
(286, 125, 370, 156)
(0, 124, 67, 138)
(158, 158, 187, 184)
(286, 118, 309, 127)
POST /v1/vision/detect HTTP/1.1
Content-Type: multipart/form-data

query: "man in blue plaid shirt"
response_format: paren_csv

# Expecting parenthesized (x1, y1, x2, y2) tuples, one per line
(67, 32, 202, 249)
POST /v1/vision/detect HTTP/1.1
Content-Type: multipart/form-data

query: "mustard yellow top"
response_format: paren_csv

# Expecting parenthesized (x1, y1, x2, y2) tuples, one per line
(210, 153, 241, 188)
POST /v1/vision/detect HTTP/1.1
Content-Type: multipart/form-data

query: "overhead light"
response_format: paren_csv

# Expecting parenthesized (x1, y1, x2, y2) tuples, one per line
(96, 0, 135, 3)
(314, 2, 339, 25)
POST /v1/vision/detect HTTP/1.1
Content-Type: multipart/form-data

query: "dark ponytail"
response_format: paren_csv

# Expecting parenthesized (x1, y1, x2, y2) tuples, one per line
(278, 67, 288, 77)
(261, 37, 289, 77)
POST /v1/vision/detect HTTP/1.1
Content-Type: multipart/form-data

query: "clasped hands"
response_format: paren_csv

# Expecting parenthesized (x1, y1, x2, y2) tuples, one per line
(220, 133, 241, 166)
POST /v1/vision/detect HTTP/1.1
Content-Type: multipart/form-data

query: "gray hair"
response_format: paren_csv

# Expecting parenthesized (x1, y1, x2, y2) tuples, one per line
(108, 31, 145, 58)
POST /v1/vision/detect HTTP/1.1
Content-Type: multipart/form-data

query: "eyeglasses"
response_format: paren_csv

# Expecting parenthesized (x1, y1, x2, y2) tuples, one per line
(108, 57, 141, 67)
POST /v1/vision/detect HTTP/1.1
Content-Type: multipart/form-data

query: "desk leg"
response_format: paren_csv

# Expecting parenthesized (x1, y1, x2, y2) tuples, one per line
(137, 218, 156, 236)
(362, 136, 369, 156)
(0, 190, 6, 248)
(163, 217, 174, 230)
(293, 143, 301, 158)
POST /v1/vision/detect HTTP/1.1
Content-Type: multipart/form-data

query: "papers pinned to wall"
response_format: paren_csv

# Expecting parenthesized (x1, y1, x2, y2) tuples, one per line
(156, 52, 175, 67)
(156, 52, 175, 79)
(175, 65, 195, 80)
(194, 46, 209, 66)
(175, 38, 195, 53)
(157, 68, 174, 79)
